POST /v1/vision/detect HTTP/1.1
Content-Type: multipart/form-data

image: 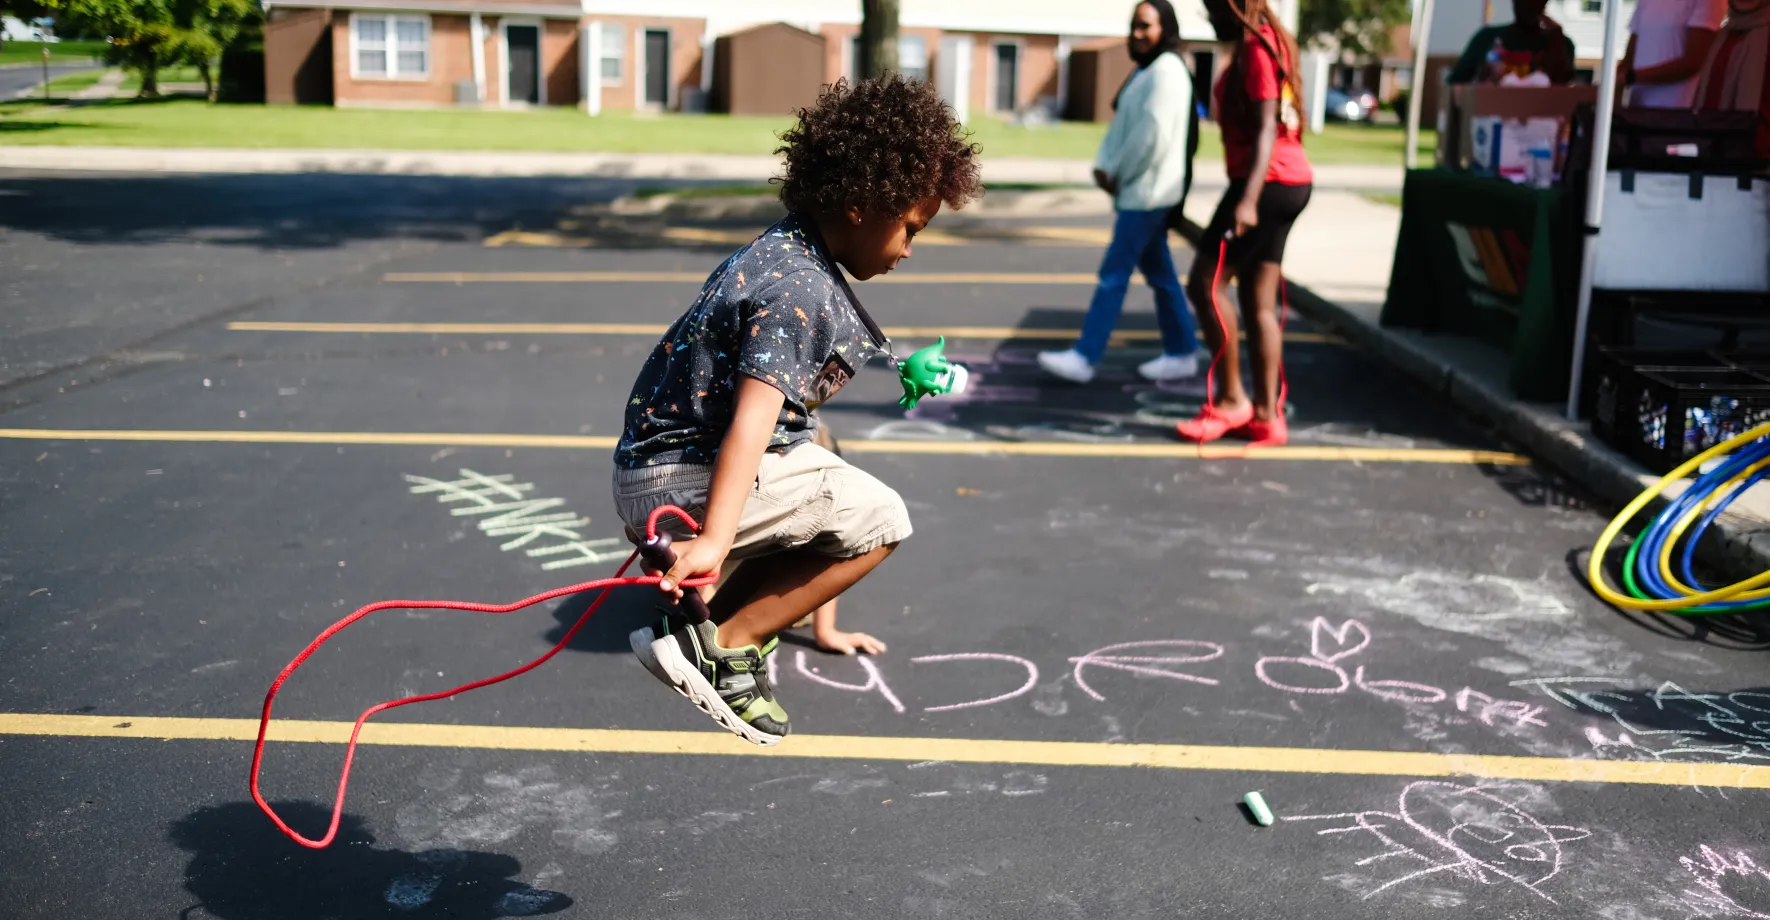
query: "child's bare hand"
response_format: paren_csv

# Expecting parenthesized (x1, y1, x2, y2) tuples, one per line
(814, 628, 888, 656)
(657, 538, 727, 599)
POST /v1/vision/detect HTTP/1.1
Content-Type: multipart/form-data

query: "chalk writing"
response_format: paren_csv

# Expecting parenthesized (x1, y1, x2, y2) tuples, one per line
(1067, 640, 1224, 702)
(404, 469, 627, 571)
(911, 653, 1039, 712)
(1678, 845, 1770, 918)
(1513, 678, 1770, 763)
(794, 650, 906, 714)
(1255, 618, 1548, 729)
(1286, 781, 1590, 903)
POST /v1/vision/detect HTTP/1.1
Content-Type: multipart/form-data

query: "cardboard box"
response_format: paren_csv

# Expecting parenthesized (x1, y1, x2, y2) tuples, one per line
(1441, 84, 1596, 174)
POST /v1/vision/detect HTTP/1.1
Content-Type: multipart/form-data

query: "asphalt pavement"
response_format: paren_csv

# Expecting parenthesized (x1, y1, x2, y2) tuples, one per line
(0, 63, 89, 99)
(3, 169, 1769, 920)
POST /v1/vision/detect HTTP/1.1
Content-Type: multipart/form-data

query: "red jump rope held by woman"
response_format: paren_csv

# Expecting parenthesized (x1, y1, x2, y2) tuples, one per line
(1178, 0, 1315, 448)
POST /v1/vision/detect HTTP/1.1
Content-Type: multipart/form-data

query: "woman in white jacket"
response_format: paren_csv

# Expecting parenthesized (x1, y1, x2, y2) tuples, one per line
(1039, 0, 1201, 385)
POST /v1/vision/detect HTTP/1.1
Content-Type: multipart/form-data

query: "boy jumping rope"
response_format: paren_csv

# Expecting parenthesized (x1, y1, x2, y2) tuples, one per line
(612, 77, 983, 745)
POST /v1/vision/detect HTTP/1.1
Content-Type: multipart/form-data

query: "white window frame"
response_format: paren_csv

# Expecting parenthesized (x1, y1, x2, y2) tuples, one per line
(349, 12, 431, 81)
(499, 17, 546, 107)
(594, 20, 624, 86)
(988, 38, 1026, 114)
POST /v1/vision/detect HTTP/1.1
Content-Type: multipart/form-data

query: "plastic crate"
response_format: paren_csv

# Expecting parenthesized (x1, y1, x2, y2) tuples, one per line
(1586, 348, 1726, 423)
(1594, 365, 1770, 473)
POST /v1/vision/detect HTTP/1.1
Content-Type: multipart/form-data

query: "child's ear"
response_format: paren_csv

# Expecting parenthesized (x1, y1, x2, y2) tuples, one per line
(844, 204, 865, 226)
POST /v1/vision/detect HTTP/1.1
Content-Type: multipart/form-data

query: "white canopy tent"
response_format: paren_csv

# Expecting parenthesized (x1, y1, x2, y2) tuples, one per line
(1564, 0, 1627, 420)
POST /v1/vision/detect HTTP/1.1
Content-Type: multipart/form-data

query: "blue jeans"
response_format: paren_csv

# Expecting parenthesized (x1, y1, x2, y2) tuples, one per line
(1073, 208, 1199, 365)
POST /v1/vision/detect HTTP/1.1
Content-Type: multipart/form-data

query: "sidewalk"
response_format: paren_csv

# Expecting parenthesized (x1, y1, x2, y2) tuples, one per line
(1176, 188, 1770, 578)
(0, 144, 1403, 190)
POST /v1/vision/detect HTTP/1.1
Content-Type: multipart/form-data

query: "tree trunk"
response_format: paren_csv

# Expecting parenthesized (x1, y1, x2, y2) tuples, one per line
(201, 59, 215, 103)
(140, 52, 159, 97)
(858, 0, 899, 80)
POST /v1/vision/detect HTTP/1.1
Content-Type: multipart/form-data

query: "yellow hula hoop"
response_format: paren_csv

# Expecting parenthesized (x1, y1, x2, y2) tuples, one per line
(1587, 421, 1770, 611)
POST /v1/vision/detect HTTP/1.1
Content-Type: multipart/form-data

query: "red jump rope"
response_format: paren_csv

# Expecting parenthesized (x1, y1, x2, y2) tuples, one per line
(250, 504, 712, 849)
(1188, 233, 1290, 447)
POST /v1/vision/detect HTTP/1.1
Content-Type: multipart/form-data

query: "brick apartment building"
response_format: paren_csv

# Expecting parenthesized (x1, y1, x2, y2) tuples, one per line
(261, 0, 1292, 121)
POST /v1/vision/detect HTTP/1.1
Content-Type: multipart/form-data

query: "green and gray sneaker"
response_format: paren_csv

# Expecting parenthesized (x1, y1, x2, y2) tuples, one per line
(630, 615, 789, 746)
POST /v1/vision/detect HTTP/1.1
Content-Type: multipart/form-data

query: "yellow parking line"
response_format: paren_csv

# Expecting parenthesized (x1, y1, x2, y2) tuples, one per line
(226, 321, 1343, 345)
(384, 271, 1101, 285)
(0, 428, 1529, 465)
(1, 713, 1761, 789)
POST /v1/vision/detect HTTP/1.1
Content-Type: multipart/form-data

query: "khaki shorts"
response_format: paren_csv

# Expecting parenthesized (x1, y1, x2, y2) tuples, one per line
(612, 443, 911, 560)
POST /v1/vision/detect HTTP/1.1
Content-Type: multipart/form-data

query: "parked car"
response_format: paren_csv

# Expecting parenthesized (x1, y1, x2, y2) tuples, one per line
(1324, 88, 1377, 123)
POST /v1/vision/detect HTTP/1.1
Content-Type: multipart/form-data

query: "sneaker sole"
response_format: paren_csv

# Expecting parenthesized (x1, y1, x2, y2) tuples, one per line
(629, 625, 782, 747)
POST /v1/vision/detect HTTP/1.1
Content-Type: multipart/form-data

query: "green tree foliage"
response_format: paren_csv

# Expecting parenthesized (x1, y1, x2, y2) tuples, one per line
(1299, 0, 1412, 61)
(43, 0, 256, 100)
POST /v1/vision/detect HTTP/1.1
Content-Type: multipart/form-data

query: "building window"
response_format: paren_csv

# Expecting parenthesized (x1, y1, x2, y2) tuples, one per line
(993, 42, 1020, 113)
(597, 23, 623, 84)
(1583, 0, 1602, 11)
(899, 35, 928, 83)
(353, 14, 428, 78)
(848, 34, 932, 83)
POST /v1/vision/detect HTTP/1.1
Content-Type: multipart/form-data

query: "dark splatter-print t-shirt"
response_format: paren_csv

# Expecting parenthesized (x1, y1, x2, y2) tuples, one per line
(614, 214, 879, 468)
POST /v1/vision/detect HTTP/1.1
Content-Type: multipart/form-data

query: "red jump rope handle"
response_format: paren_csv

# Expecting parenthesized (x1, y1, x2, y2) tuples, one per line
(638, 532, 714, 624)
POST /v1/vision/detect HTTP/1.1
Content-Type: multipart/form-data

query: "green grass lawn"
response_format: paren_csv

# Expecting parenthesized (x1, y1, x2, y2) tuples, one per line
(0, 39, 108, 67)
(0, 96, 1435, 165)
(119, 65, 206, 94)
(43, 68, 103, 95)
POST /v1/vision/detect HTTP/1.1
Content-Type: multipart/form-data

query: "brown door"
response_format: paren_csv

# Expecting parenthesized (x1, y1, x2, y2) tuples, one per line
(644, 29, 669, 107)
(507, 25, 539, 104)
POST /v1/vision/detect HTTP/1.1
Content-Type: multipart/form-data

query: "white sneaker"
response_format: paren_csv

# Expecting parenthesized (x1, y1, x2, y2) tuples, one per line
(1137, 352, 1201, 382)
(1037, 348, 1096, 384)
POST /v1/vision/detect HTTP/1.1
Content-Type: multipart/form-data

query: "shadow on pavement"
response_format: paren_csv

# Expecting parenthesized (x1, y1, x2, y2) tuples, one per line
(1570, 546, 1770, 650)
(169, 801, 570, 919)
(543, 586, 659, 654)
(0, 172, 658, 251)
(818, 306, 1509, 453)
(1522, 682, 1770, 763)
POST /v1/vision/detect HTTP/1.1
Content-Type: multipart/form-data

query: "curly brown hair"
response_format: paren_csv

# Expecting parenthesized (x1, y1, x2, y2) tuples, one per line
(774, 76, 983, 217)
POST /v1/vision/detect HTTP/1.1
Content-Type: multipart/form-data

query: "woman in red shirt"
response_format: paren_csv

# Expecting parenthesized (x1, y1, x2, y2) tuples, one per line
(1178, 0, 1314, 446)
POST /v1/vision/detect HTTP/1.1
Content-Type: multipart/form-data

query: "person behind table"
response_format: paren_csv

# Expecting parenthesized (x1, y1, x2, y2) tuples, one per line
(1175, 0, 1313, 447)
(1622, 0, 1727, 108)
(1693, 0, 1770, 157)
(612, 76, 982, 743)
(1037, 0, 1203, 385)
(1447, 0, 1577, 85)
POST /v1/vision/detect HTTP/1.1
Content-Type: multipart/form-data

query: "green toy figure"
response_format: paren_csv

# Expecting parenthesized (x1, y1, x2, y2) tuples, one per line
(896, 337, 969, 409)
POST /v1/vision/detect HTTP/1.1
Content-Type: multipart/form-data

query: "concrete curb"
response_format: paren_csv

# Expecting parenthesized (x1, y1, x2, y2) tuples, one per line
(1278, 267, 1770, 582)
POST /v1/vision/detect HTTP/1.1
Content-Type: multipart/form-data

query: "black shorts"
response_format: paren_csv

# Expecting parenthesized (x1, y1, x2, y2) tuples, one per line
(1200, 181, 1313, 270)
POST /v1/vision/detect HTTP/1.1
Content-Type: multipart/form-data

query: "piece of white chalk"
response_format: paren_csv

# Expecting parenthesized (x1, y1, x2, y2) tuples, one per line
(1244, 790, 1274, 826)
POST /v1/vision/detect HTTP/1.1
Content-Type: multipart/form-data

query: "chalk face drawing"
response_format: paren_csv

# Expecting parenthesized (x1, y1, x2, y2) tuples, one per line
(1512, 678, 1770, 763)
(1679, 845, 1770, 918)
(404, 469, 627, 571)
(1286, 782, 1591, 903)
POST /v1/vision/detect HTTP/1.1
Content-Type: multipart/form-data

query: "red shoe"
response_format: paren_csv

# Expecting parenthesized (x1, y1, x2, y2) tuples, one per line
(1237, 414, 1288, 446)
(1176, 402, 1254, 443)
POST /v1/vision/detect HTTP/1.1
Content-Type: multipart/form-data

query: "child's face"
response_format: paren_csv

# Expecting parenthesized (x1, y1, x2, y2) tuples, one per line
(838, 195, 943, 280)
